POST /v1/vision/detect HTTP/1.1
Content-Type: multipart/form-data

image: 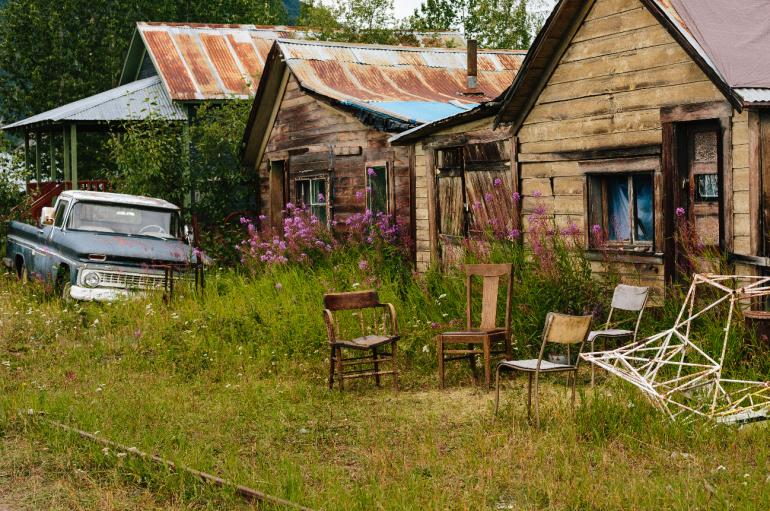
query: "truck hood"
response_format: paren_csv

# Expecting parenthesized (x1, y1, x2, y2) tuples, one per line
(64, 231, 192, 266)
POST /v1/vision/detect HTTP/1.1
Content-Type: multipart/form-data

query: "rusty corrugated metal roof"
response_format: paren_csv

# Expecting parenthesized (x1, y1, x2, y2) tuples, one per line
(277, 39, 525, 107)
(137, 22, 300, 101)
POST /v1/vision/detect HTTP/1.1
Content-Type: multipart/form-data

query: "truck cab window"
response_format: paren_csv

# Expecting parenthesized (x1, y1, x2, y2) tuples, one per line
(53, 200, 70, 228)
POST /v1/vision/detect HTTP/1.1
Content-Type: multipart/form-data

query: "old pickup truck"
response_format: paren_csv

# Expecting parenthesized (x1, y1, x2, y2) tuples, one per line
(3, 190, 197, 301)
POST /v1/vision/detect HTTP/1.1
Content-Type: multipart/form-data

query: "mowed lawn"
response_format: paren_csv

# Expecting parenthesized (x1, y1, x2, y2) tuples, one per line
(1, 273, 769, 510)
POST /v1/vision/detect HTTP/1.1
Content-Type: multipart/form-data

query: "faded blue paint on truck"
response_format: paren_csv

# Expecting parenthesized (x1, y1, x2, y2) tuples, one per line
(4, 190, 194, 301)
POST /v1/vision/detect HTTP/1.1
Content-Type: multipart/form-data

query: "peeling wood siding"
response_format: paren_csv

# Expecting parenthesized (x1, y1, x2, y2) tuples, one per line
(515, 0, 743, 288)
(257, 75, 412, 231)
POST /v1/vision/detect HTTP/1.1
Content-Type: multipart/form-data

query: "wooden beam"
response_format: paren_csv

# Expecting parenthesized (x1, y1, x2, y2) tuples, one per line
(518, 145, 662, 163)
(749, 111, 762, 256)
(661, 122, 677, 284)
(720, 116, 734, 254)
(660, 101, 732, 123)
(425, 147, 439, 265)
(71, 125, 78, 188)
(511, 135, 521, 231)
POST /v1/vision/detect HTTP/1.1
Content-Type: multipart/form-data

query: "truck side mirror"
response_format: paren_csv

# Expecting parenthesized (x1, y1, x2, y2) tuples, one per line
(40, 207, 55, 226)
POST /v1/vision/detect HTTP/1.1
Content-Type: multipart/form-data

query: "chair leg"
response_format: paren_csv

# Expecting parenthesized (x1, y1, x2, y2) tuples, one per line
(590, 338, 595, 387)
(391, 341, 399, 391)
(571, 370, 577, 413)
(483, 338, 492, 391)
(328, 345, 336, 390)
(527, 372, 533, 422)
(494, 364, 503, 415)
(533, 371, 540, 428)
(437, 336, 445, 389)
(372, 347, 381, 387)
(336, 347, 344, 391)
(468, 343, 478, 385)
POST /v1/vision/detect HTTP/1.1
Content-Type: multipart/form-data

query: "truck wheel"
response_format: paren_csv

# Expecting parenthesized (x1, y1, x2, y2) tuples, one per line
(57, 268, 73, 302)
(16, 262, 29, 284)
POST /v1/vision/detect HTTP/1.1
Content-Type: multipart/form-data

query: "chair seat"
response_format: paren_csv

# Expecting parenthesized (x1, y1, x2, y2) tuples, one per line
(335, 334, 399, 350)
(588, 329, 633, 342)
(499, 359, 575, 372)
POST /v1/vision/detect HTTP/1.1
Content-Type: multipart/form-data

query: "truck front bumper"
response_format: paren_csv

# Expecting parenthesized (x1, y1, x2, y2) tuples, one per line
(70, 285, 142, 302)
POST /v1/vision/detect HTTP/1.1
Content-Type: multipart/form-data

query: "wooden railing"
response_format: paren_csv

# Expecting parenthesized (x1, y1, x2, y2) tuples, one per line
(23, 180, 112, 223)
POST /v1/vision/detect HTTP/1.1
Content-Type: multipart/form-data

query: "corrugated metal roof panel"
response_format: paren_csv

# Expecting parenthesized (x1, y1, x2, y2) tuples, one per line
(2, 77, 186, 130)
(736, 88, 770, 104)
(278, 39, 525, 110)
(137, 22, 302, 101)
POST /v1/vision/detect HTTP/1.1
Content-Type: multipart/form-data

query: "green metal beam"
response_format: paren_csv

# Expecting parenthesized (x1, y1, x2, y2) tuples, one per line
(49, 132, 55, 181)
(63, 126, 71, 187)
(35, 132, 41, 183)
(24, 132, 30, 186)
(71, 125, 78, 188)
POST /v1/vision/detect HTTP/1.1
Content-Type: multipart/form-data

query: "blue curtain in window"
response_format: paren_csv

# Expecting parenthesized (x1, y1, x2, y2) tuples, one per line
(634, 175, 654, 242)
(607, 176, 630, 241)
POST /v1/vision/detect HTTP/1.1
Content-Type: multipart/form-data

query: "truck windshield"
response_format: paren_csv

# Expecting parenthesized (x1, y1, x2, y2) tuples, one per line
(67, 202, 181, 239)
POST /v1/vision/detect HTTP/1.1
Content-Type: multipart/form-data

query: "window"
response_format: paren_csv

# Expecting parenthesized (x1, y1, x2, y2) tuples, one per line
(296, 177, 328, 225)
(68, 203, 181, 238)
(53, 200, 69, 228)
(588, 173, 654, 247)
(366, 165, 388, 215)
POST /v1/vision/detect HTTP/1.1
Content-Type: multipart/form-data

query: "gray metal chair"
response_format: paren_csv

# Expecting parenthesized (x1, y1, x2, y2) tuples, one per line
(494, 312, 593, 427)
(588, 284, 650, 385)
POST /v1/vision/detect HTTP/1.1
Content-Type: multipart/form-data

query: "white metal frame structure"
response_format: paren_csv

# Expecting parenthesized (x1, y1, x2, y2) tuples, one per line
(582, 274, 770, 423)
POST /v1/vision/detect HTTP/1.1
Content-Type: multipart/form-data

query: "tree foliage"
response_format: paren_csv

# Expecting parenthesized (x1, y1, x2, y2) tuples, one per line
(408, 0, 548, 49)
(0, 0, 287, 122)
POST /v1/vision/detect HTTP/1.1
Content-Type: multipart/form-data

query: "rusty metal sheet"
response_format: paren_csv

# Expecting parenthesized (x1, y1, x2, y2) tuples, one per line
(138, 22, 300, 101)
(279, 39, 524, 108)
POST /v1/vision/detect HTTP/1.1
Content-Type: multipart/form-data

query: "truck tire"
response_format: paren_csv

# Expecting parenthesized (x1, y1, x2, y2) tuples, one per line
(16, 260, 28, 284)
(57, 268, 73, 302)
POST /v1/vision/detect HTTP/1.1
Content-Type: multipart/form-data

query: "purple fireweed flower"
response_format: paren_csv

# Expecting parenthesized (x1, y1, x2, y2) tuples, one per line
(473, 201, 482, 210)
(592, 224, 602, 235)
(484, 192, 494, 202)
(509, 228, 521, 240)
(676, 207, 686, 218)
(512, 191, 521, 203)
(317, 193, 325, 202)
(258, 214, 266, 221)
(358, 259, 368, 270)
(367, 168, 376, 176)
(239, 216, 249, 224)
(533, 190, 543, 198)
(286, 202, 295, 210)
(355, 190, 365, 200)
(275, 282, 283, 290)
(493, 177, 503, 187)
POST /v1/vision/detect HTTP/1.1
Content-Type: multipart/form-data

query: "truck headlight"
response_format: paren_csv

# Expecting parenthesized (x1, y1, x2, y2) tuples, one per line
(83, 272, 101, 288)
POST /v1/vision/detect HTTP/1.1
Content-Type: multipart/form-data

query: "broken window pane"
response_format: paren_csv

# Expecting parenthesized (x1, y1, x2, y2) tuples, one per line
(367, 166, 388, 215)
(696, 174, 719, 202)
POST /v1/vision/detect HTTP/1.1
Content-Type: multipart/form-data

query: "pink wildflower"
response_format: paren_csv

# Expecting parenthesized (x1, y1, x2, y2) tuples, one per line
(676, 207, 686, 218)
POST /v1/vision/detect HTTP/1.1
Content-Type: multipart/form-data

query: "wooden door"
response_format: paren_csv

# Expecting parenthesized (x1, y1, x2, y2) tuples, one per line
(673, 121, 722, 275)
(269, 160, 287, 228)
(435, 147, 466, 265)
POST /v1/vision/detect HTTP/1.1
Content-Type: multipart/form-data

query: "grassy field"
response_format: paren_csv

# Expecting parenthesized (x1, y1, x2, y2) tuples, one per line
(1, 267, 769, 510)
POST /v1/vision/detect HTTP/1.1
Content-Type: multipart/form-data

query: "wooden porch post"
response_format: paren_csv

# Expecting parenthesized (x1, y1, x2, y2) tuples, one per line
(63, 126, 71, 188)
(71, 125, 78, 188)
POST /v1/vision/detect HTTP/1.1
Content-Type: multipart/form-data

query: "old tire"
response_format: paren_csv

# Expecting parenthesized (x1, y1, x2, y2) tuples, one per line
(57, 268, 73, 302)
(16, 262, 29, 284)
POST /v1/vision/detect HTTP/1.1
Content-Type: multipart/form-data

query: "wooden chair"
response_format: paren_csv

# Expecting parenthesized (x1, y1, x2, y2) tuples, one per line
(322, 290, 399, 391)
(436, 264, 513, 390)
(588, 284, 650, 385)
(494, 312, 592, 427)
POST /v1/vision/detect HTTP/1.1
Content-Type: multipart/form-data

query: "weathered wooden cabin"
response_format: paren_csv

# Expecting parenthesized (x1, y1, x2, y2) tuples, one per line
(397, 0, 770, 284)
(239, 39, 525, 247)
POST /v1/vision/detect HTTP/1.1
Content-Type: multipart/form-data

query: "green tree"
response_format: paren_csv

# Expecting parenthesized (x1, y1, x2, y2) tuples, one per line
(408, 0, 547, 49)
(0, 0, 287, 122)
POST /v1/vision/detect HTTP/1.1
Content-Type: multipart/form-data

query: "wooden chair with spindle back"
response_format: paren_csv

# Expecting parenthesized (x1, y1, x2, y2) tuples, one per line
(322, 290, 399, 391)
(436, 263, 514, 390)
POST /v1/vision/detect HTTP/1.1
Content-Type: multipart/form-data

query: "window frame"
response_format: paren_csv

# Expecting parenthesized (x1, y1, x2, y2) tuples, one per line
(53, 199, 70, 229)
(295, 176, 330, 226)
(588, 172, 655, 249)
(581, 156, 661, 253)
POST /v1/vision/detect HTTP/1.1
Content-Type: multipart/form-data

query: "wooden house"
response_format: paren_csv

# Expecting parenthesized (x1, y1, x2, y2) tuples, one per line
(397, 0, 770, 284)
(239, 39, 525, 248)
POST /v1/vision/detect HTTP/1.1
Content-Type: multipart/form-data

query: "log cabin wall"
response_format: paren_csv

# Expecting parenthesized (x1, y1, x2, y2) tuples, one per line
(256, 75, 413, 233)
(513, 0, 750, 289)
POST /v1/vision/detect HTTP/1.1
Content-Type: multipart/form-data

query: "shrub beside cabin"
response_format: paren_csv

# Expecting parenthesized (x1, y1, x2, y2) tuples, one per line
(395, 0, 770, 285)
(240, 39, 525, 251)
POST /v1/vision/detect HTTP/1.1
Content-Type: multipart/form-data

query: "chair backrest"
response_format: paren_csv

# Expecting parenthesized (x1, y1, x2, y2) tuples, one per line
(324, 290, 380, 311)
(611, 284, 650, 312)
(542, 312, 593, 345)
(537, 312, 593, 369)
(463, 264, 514, 331)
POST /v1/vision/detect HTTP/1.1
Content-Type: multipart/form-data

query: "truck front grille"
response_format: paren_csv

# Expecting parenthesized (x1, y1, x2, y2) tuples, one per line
(96, 271, 169, 290)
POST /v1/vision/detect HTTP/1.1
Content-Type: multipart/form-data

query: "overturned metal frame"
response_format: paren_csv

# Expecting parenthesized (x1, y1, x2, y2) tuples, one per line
(582, 274, 770, 423)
